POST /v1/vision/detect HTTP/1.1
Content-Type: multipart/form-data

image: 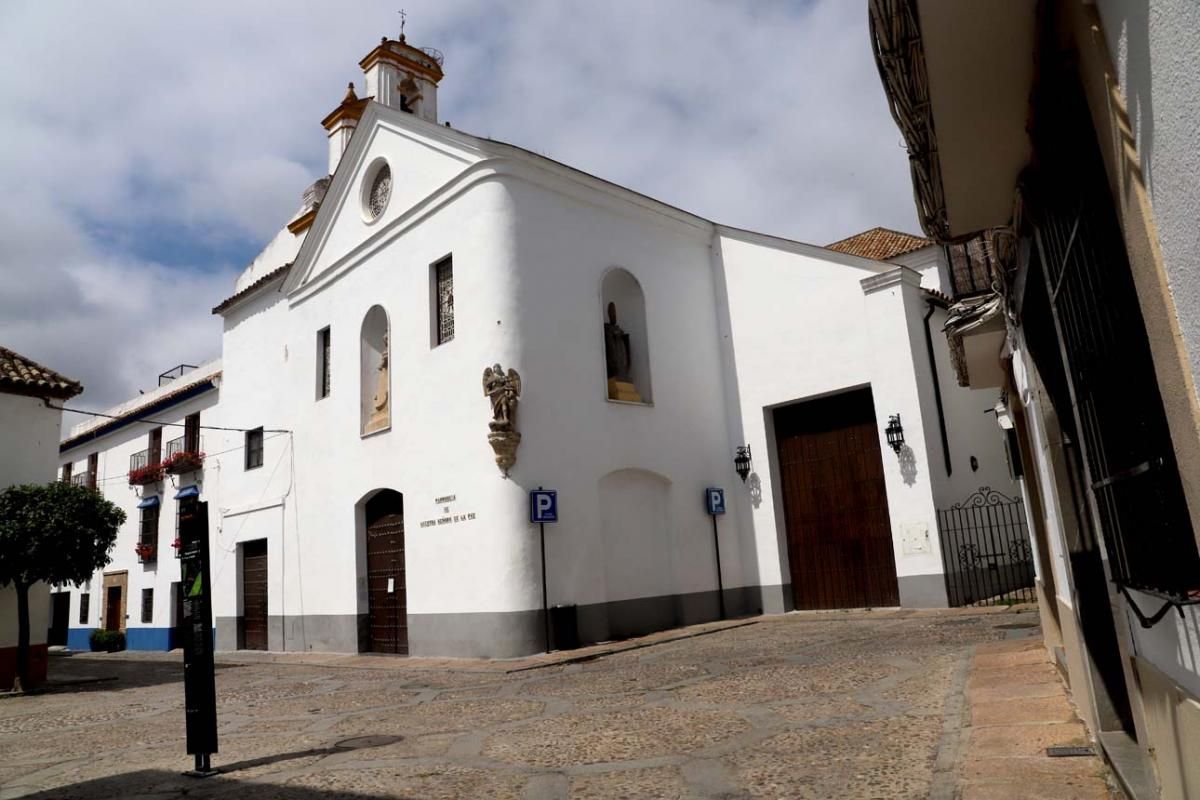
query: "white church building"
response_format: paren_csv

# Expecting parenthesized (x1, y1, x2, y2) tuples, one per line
(60, 32, 1021, 658)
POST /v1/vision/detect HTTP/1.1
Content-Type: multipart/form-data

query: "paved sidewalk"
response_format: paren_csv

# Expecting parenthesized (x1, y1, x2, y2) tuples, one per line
(945, 637, 1117, 799)
(0, 607, 1117, 799)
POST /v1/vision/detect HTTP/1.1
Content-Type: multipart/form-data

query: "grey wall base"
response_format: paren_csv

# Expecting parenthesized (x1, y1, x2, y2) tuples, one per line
(214, 614, 362, 653)
(898, 573, 950, 608)
(215, 583, 792, 658)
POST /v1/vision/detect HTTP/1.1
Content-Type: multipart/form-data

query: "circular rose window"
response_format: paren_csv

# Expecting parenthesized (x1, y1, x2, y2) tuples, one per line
(366, 163, 392, 220)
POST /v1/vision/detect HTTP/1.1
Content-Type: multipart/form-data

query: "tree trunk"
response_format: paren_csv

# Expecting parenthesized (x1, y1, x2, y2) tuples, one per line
(14, 581, 29, 692)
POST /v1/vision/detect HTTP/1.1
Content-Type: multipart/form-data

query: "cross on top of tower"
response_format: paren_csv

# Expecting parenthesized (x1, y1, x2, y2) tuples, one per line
(398, 9, 407, 41)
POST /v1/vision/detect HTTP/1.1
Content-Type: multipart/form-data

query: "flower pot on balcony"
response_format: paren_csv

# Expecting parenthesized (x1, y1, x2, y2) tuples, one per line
(135, 543, 157, 563)
(128, 463, 165, 486)
(164, 451, 205, 475)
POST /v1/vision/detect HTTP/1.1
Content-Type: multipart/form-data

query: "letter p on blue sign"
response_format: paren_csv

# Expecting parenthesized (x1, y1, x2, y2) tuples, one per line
(531, 490, 558, 523)
(706, 487, 726, 515)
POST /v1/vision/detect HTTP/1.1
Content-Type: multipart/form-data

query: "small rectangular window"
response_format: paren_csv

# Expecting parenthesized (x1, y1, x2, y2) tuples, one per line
(141, 588, 153, 624)
(79, 593, 90, 625)
(317, 326, 331, 399)
(61, 463, 72, 482)
(434, 256, 454, 345)
(245, 427, 264, 470)
(87, 453, 99, 490)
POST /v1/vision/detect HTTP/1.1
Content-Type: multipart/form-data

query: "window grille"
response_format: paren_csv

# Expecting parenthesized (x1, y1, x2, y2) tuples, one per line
(141, 588, 153, 624)
(245, 427, 264, 470)
(1026, 104, 1200, 601)
(140, 504, 159, 547)
(87, 453, 98, 490)
(435, 257, 454, 345)
(318, 327, 331, 399)
(79, 593, 89, 624)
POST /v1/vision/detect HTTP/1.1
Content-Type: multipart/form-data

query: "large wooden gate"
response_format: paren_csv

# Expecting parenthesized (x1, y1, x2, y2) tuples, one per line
(774, 388, 899, 609)
(241, 540, 268, 650)
(366, 492, 408, 655)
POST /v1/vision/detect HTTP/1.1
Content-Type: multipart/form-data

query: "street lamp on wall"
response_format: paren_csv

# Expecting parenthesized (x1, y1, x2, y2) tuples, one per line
(734, 445, 753, 482)
(885, 414, 905, 454)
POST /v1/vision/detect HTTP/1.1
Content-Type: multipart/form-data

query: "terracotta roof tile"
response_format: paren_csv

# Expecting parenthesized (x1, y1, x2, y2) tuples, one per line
(826, 227, 932, 261)
(0, 346, 82, 399)
(212, 263, 292, 315)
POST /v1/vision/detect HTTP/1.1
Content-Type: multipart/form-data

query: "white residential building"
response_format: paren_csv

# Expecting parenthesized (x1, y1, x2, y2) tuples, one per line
(59, 362, 220, 651)
(0, 346, 81, 688)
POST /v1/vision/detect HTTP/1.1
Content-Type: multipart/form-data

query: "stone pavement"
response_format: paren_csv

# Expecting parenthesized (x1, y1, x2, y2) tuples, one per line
(0, 607, 1118, 799)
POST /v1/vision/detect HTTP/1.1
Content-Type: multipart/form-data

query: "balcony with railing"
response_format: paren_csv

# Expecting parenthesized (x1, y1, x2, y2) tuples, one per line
(943, 236, 997, 299)
(71, 472, 97, 491)
(128, 449, 164, 486)
(164, 435, 205, 474)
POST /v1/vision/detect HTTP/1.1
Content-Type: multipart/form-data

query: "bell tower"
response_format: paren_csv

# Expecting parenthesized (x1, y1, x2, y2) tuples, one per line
(320, 25, 445, 174)
(359, 27, 444, 125)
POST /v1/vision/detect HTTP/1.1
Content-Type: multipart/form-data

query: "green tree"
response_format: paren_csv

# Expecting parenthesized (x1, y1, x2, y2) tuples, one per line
(0, 482, 124, 690)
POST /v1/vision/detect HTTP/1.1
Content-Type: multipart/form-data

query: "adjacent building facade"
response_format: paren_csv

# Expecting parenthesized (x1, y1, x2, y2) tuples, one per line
(870, 2, 1200, 797)
(0, 346, 82, 689)
(58, 362, 220, 652)
(55, 32, 1020, 661)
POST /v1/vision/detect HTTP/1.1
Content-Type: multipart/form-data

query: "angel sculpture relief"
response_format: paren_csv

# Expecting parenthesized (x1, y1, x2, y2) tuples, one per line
(482, 364, 521, 433)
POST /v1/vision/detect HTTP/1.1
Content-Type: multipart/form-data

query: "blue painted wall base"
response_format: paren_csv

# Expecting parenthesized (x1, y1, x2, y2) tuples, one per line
(66, 626, 175, 651)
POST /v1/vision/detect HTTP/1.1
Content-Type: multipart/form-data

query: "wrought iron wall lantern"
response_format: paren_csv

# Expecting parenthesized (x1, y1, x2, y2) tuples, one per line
(885, 414, 905, 453)
(734, 445, 753, 482)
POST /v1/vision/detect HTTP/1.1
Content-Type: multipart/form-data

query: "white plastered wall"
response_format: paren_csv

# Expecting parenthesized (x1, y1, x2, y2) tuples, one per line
(0, 392, 61, 651)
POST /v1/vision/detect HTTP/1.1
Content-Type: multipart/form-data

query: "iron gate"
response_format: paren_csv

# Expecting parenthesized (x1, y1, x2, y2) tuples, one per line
(937, 487, 1034, 607)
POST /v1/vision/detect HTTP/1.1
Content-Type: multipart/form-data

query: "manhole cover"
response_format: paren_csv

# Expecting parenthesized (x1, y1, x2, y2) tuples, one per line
(994, 622, 1038, 630)
(333, 735, 402, 751)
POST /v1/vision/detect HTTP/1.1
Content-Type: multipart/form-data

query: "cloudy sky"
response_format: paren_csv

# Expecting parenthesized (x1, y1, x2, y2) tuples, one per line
(0, 0, 917, 417)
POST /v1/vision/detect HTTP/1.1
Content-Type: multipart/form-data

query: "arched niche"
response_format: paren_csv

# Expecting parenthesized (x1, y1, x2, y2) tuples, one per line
(360, 305, 391, 435)
(598, 468, 674, 605)
(600, 268, 652, 403)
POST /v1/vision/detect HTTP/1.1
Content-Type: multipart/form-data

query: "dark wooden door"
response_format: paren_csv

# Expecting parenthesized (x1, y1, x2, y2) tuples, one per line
(48, 592, 70, 646)
(367, 509, 408, 655)
(774, 388, 899, 609)
(105, 586, 123, 630)
(242, 540, 269, 650)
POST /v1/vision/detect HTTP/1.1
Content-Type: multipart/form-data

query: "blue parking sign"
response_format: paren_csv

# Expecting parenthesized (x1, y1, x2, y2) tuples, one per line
(705, 487, 726, 515)
(530, 490, 558, 523)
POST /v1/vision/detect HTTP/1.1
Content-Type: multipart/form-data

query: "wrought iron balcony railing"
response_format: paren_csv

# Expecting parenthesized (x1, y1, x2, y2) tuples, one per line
(164, 435, 205, 474)
(128, 448, 165, 485)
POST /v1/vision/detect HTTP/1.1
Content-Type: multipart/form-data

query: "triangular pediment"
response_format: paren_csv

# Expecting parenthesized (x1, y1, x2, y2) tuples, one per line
(284, 103, 485, 295)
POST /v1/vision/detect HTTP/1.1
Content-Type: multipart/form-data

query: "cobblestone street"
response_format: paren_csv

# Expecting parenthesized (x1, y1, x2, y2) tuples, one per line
(0, 608, 1114, 799)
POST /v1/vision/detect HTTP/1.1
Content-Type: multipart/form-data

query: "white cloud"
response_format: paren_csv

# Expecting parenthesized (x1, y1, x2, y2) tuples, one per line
(0, 0, 917, 417)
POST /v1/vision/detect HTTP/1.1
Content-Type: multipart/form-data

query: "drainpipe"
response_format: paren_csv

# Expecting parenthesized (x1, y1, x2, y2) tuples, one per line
(924, 300, 952, 476)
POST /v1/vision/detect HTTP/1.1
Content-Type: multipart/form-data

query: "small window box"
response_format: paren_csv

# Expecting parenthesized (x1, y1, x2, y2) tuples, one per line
(135, 542, 157, 563)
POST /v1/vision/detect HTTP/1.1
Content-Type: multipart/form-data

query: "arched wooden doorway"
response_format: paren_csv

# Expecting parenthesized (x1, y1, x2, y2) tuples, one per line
(365, 490, 407, 654)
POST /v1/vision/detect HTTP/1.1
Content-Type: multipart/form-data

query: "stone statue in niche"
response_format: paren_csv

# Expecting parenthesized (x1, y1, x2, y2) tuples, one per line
(603, 302, 643, 402)
(482, 363, 522, 475)
(365, 333, 390, 433)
